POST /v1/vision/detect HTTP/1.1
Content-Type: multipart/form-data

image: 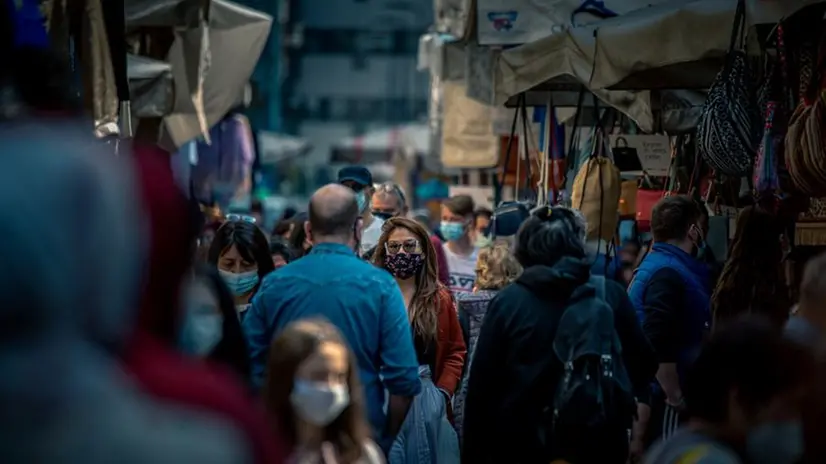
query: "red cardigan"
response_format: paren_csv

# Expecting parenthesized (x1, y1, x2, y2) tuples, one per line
(434, 287, 467, 402)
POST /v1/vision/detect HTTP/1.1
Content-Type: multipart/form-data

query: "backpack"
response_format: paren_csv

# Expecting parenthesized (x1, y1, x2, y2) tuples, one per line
(543, 275, 637, 457)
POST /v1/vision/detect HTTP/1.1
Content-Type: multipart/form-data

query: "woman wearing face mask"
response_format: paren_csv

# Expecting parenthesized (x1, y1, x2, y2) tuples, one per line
(180, 265, 251, 383)
(645, 317, 812, 464)
(372, 217, 465, 463)
(440, 195, 480, 296)
(209, 220, 275, 317)
(265, 319, 384, 464)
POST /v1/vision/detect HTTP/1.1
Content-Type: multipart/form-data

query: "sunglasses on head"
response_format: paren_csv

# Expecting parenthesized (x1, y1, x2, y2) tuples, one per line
(225, 214, 257, 224)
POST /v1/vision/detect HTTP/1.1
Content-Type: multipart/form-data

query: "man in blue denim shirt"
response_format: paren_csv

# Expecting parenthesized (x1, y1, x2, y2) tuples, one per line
(243, 184, 420, 447)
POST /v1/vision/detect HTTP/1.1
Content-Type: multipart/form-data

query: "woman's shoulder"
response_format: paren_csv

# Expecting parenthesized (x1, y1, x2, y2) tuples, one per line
(359, 440, 385, 464)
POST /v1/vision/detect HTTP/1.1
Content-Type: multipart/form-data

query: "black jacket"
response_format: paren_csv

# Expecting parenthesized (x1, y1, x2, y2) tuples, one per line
(461, 257, 657, 464)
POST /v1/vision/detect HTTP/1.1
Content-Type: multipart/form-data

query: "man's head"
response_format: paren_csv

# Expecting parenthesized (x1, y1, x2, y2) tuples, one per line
(473, 207, 493, 238)
(651, 195, 704, 254)
(440, 195, 475, 242)
(684, 317, 810, 461)
(371, 182, 407, 220)
(514, 206, 587, 268)
(306, 184, 362, 249)
(337, 166, 374, 215)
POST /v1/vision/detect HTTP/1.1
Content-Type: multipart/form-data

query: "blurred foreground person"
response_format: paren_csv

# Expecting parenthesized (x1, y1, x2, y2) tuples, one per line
(372, 217, 464, 462)
(265, 319, 384, 464)
(453, 240, 522, 442)
(463, 206, 656, 464)
(712, 206, 789, 330)
(245, 184, 420, 450)
(180, 265, 251, 382)
(209, 220, 275, 317)
(645, 317, 811, 464)
(785, 252, 826, 347)
(0, 129, 272, 462)
(125, 145, 285, 464)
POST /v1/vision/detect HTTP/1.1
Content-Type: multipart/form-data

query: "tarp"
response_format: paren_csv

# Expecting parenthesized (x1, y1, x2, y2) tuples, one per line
(127, 54, 173, 118)
(477, 0, 674, 46)
(161, 0, 272, 148)
(494, 0, 825, 130)
(434, 0, 475, 40)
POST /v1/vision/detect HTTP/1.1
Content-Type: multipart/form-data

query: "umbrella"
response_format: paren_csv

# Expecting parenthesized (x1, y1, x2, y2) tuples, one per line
(257, 131, 311, 165)
(161, 0, 271, 148)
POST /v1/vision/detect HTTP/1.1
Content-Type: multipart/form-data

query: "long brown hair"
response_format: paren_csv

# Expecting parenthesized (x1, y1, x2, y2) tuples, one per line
(373, 217, 441, 341)
(711, 206, 789, 330)
(264, 319, 370, 463)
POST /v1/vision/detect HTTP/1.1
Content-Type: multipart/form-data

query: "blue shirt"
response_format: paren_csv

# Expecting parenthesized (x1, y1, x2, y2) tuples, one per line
(242, 242, 421, 436)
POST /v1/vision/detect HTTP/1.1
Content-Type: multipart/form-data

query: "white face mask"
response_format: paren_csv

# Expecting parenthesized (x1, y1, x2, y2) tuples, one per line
(179, 313, 223, 356)
(290, 380, 350, 426)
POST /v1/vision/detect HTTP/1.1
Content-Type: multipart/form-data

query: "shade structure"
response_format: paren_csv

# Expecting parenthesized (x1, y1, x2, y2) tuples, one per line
(127, 54, 173, 118)
(494, 0, 825, 129)
(161, 0, 272, 148)
(257, 131, 311, 165)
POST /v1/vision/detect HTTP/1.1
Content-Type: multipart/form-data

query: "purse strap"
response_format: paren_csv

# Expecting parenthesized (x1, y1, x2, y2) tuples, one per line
(728, 0, 747, 53)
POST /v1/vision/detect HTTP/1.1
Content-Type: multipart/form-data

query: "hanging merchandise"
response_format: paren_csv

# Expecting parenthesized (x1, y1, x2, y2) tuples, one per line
(635, 138, 678, 231)
(785, 33, 826, 197)
(697, 0, 761, 177)
(190, 112, 255, 210)
(611, 136, 643, 172)
(619, 180, 638, 217)
(571, 112, 621, 243)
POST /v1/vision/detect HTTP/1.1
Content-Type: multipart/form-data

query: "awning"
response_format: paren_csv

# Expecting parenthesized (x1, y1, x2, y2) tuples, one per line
(494, 0, 825, 130)
(127, 54, 173, 118)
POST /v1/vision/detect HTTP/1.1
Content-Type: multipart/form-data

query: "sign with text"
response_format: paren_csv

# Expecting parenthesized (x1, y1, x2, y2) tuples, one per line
(609, 134, 671, 176)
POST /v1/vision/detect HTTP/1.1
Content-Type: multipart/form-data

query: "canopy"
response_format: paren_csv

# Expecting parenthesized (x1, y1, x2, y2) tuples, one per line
(257, 132, 311, 165)
(161, 0, 271, 148)
(331, 124, 430, 164)
(127, 54, 173, 118)
(494, 0, 824, 129)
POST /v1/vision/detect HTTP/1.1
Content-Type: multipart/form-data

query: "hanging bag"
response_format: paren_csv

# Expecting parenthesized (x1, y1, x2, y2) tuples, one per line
(571, 111, 621, 242)
(697, 0, 761, 177)
(786, 33, 826, 196)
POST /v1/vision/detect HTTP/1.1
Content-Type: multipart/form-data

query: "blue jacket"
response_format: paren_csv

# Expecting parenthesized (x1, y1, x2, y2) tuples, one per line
(628, 243, 710, 381)
(242, 243, 421, 436)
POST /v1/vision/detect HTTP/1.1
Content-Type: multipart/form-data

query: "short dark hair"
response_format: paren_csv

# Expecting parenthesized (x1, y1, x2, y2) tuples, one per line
(208, 220, 275, 281)
(309, 193, 359, 237)
(444, 195, 475, 217)
(684, 316, 813, 423)
(269, 238, 294, 263)
(474, 207, 493, 222)
(651, 195, 700, 242)
(514, 206, 587, 268)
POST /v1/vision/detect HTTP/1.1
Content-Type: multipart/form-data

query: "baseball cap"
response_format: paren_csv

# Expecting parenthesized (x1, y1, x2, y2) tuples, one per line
(337, 166, 372, 189)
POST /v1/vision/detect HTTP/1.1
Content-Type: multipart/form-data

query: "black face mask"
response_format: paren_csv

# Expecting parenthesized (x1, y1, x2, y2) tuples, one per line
(372, 211, 394, 221)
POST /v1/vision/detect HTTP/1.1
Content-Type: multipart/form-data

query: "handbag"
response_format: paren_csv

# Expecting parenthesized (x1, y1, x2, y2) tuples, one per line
(786, 34, 826, 196)
(697, 0, 760, 177)
(612, 136, 643, 172)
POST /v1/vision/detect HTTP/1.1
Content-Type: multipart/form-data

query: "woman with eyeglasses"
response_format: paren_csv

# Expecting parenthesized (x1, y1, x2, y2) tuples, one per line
(208, 220, 275, 317)
(372, 217, 465, 463)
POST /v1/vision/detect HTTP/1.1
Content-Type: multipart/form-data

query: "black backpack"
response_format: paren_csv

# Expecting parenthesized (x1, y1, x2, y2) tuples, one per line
(543, 275, 637, 456)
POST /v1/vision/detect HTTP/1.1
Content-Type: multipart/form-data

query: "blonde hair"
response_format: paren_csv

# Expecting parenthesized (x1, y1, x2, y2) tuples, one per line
(475, 240, 522, 290)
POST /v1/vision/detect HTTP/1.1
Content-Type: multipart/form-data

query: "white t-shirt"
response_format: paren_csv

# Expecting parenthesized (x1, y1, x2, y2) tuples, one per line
(360, 216, 385, 256)
(444, 245, 479, 295)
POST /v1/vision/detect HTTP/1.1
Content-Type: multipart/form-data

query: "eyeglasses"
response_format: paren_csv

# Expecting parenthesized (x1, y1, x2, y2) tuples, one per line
(225, 214, 257, 224)
(385, 239, 421, 255)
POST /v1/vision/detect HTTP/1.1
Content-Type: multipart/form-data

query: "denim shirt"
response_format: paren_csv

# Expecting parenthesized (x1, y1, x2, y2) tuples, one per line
(242, 243, 421, 436)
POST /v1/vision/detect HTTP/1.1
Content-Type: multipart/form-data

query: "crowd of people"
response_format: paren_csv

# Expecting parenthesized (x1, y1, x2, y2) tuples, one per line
(5, 129, 826, 464)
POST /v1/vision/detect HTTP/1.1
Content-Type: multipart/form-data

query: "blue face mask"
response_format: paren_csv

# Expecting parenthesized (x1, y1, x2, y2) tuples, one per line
(219, 269, 259, 296)
(441, 221, 466, 242)
(356, 192, 367, 213)
(746, 421, 803, 464)
(179, 312, 223, 356)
